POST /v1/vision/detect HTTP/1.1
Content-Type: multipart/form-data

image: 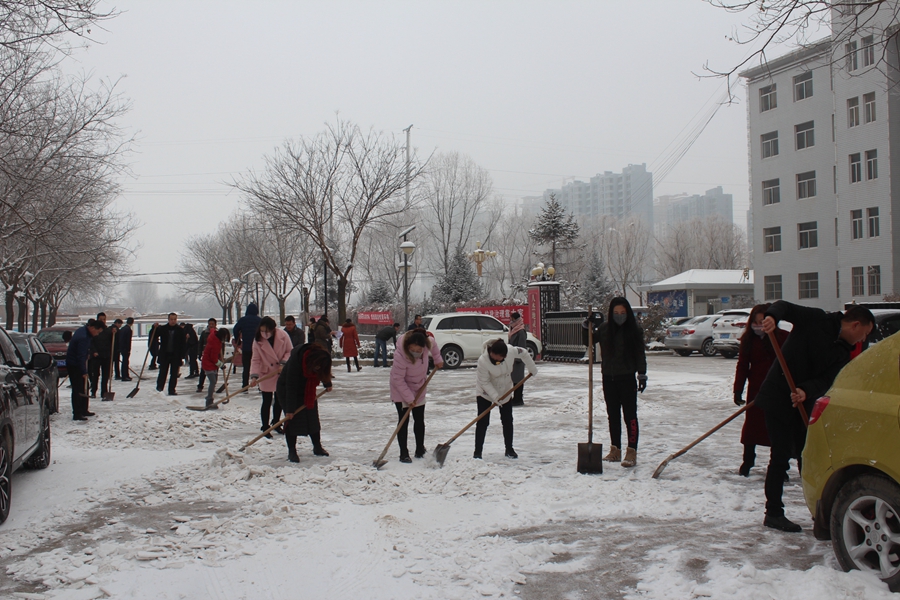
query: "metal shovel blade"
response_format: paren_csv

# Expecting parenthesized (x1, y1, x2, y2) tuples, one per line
(102, 392, 115, 402)
(577, 442, 603, 474)
(651, 455, 674, 479)
(433, 443, 451, 467)
(126, 384, 140, 398)
(372, 459, 388, 469)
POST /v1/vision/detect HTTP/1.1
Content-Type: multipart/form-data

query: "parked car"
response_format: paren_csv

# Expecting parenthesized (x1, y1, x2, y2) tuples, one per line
(663, 314, 723, 357)
(36, 325, 79, 379)
(422, 313, 542, 369)
(0, 326, 53, 525)
(865, 309, 900, 345)
(9, 333, 59, 414)
(710, 309, 753, 358)
(802, 329, 900, 592)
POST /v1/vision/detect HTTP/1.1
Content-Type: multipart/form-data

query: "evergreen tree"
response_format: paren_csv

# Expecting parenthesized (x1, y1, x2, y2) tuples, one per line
(432, 248, 482, 303)
(366, 280, 395, 305)
(578, 250, 615, 309)
(528, 193, 580, 267)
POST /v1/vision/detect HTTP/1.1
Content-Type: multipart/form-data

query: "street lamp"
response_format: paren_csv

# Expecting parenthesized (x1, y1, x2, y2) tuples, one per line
(530, 262, 556, 281)
(467, 241, 497, 277)
(399, 225, 417, 329)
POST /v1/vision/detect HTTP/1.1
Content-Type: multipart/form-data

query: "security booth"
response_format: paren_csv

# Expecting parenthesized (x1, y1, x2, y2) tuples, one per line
(639, 269, 754, 318)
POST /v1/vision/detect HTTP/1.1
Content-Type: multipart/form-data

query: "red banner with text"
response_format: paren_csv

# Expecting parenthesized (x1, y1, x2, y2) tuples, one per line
(357, 311, 394, 325)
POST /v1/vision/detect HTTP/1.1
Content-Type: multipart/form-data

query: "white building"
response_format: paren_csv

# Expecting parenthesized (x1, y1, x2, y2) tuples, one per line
(542, 164, 653, 227)
(741, 3, 898, 309)
(653, 186, 734, 238)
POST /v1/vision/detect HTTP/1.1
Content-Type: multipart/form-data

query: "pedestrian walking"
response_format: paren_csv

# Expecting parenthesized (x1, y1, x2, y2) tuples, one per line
(148, 321, 160, 370)
(196, 318, 217, 393)
(389, 330, 443, 462)
(250, 316, 293, 437)
(117, 318, 134, 381)
(66, 319, 103, 420)
(200, 328, 229, 409)
(340, 318, 362, 372)
(507, 311, 528, 407)
(474, 338, 538, 459)
(732, 304, 788, 477)
(374, 322, 400, 367)
(153, 313, 187, 395)
(184, 323, 200, 378)
(585, 297, 648, 468)
(284, 315, 304, 347)
(313, 316, 334, 353)
(756, 301, 874, 533)
(233, 303, 262, 389)
(276, 343, 333, 463)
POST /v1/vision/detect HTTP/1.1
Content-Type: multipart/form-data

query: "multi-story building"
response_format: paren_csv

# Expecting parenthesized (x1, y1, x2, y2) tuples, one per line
(653, 186, 734, 238)
(742, 2, 898, 309)
(542, 164, 653, 228)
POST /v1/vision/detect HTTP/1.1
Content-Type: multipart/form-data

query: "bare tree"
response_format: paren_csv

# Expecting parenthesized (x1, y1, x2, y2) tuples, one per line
(602, 217, 652, 301)
(125, 279, 159, 314)
(654, 216, 747, 278)
(0, 1, 115, 52)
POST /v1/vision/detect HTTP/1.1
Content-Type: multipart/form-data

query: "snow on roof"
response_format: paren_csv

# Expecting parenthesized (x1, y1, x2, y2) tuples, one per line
(640, 269, 754, 292)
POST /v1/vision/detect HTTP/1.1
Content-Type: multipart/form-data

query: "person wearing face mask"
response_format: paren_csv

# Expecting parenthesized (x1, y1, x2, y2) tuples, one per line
(474, 338, 538, 459)
(250, 316, 294, 437)
(732, 304, 788, 477)
(389, 330, 443, 462)
(584, 297, 647, 468)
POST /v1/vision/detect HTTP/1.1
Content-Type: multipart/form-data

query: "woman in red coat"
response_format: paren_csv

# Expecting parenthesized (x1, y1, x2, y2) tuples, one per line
(733, 303, 789, 476)
(340, 319, 361, 373)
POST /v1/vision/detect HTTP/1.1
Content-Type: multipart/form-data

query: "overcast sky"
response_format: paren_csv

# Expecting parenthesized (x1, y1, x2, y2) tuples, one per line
(64, 1, 768, 289)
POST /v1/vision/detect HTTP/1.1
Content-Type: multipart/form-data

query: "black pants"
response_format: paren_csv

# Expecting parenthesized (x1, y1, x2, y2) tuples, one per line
(88, 357, 100, 396)
(602, 375, 639, 450)
(197, 370, 207, 390)
(187, 349, 199, 376)
(242, 349, 253, 388)
(118, 352, 131, 379)
(763, 403, 807, 517)
(394, 402, 425, 458)
(286, 430, 324, 453)
(511, 378, 525, 406)
(261, 391, 283, 429)
(68, 366, 88, 417)
(156, 354, 181, 394)
(474, 396, 514, 453)
(346, 356, 360, 372)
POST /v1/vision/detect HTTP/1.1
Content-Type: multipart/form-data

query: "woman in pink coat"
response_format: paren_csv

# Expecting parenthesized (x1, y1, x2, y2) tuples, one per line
(250, 316, 294, 437)
(389, 330, 443, 462)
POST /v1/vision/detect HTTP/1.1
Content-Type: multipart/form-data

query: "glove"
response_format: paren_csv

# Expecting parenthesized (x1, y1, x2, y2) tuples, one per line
(216, 359, 224, 368)
(734, 392, 745, 406)
(637, 375, 647, 393)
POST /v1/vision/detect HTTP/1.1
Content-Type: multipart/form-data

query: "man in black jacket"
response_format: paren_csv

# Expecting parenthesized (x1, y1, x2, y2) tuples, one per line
(184, 323, 199, 378)
(91, 318, 117, 399)
(117, 317, 134, 381)
(154, 313, 187, 395)
(757, 301, 874, 533)
(284, 315, 304, 347)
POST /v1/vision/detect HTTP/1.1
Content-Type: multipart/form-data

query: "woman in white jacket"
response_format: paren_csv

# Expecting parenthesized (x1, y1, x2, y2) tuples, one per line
(475, 338, 537, 459)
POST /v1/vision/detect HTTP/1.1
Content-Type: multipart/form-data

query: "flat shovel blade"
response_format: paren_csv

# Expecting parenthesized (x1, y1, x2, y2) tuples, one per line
(102, 392, 115, 401)
(185, 405, 209, 411)
(373, 459, 388, 469)
(577, 442, 603, 474)
(651, 455, 674, 479)
(433, 443, 451, 468)
(126, 385, 139, 398)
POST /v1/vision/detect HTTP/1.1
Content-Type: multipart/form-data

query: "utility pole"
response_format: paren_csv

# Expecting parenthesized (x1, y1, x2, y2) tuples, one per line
(403, 125, 412, 326)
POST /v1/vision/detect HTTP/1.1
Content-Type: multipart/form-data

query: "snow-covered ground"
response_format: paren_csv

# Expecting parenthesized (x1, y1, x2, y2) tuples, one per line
(1, 344, 894, 599)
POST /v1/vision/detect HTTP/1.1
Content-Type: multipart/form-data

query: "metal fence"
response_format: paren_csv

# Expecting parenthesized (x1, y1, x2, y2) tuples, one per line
(541, 310, 594, 362)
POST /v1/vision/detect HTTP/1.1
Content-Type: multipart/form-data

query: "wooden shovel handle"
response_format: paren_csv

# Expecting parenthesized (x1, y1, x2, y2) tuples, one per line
(240, 388, 326, 450)
(767, 330, 809, 427)
(373, 367, 439, 466)
(444, 373, 533, 446)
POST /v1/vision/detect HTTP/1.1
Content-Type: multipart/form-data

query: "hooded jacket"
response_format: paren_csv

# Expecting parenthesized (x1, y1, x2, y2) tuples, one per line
(475, 339, 537, 404)
(340, 323, 360, 357)
(389, 331, 443, 406)
(250, 328, 293, 393)
(233, 304, 262, 353)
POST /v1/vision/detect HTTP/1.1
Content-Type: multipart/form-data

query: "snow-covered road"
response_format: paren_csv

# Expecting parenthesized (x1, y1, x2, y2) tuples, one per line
(1, 348, 893, 599)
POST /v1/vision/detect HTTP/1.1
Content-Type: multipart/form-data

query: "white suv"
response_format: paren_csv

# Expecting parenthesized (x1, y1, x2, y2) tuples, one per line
(422, 313, 542, 369)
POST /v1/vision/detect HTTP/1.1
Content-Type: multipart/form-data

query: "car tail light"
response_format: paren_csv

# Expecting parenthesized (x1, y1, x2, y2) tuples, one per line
(734, 322, 747, 328)
(712, 323, 718, 328)
(808, 396, 830, 425)
(684, 329, 695, 335)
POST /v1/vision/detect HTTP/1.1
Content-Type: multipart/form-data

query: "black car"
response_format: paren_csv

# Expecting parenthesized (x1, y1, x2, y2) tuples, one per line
(0, 326, 53, 525)
(9, 332, 60, 414)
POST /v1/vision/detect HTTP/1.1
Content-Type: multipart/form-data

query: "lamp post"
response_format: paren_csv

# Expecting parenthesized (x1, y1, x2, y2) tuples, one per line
(467, 241, 497, 277)
(399, 225, 417, 329)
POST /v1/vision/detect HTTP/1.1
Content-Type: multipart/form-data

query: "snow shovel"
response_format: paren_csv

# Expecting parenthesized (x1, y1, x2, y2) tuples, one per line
(127, 324, 156, 398)
(652, 402, 752, 479)
(373, 368, 438, 469)
(102, 334, 116, 401)
(433, 373, 532, 468)
(216, 358, 233, 393)
(184, 370, 278, 411)
(577, 309, 602, 474)
(240, 388, 326, 451)
(768, 330, 809, 427)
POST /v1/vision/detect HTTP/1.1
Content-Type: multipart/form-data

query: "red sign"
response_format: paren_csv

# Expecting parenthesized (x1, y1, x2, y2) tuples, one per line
(527, 288, 541, 341)
(456, 305, 528, 325)
(358, 311, 393, 325)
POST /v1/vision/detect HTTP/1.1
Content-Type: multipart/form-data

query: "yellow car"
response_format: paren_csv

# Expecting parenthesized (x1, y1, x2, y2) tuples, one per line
(802, 330, 900, 591)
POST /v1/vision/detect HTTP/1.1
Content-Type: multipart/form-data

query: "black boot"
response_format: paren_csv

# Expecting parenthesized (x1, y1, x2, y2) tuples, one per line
(260, 425, 272, 439)
(763, 514, 802, 533)
(310, 431, 329, 456)
(505, 447, 518, 459)
(739, 444, 755, 477)
(286, 434, 299, 463)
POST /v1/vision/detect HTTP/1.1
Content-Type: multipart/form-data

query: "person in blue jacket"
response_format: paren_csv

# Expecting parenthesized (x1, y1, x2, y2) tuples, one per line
(66, 319, 104, 421)
(233, 303, 262, 389)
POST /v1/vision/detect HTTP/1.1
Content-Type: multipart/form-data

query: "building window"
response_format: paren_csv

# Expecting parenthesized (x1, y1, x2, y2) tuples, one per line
(846, 41, 858, 71)
(866, 149, 878, 179)
(868, 266, 882, 296)
(794, 71, 813, 100)
(797, 171, 816, 199)
(762, 179, 780, 205)
(760, 84, 777, 112)
(764, 226, 782, 252)
(764, 275, 783, 301)
(761, 131, 779, 158)
(868, 207, 880, 237)
(852, 266, 865, 296)
(799, 272, 819, 299)
(848, 97, 860, 128)
(851, 209, 864, 239)
(795, 121, 815, 150)
(862, 35, 875, 67)
(864, 92, 876, 123)
(850, 153, 862, 183)
(798, 221, 818, 249)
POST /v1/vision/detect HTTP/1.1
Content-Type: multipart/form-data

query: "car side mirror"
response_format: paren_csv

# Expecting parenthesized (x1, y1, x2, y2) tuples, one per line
(30, 352, 52, 370)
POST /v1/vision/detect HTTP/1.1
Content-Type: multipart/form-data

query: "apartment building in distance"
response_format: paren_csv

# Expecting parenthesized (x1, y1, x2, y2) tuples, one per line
(741, 2, 899, 309)
(653, 186, 734, 238)
(542, 164, 653, 228)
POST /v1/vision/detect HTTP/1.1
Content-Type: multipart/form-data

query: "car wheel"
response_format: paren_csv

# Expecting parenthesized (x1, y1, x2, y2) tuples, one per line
(675, 350, 692, 357)
(700, 338, 716, 357)
(0, 431, 11, 524)
(440, 345, 463, 369)
(720, 351, 737, 359)
(26, 405, 51, 470)
(526, 342, 538, 361)
(831, 473, 900, 592)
